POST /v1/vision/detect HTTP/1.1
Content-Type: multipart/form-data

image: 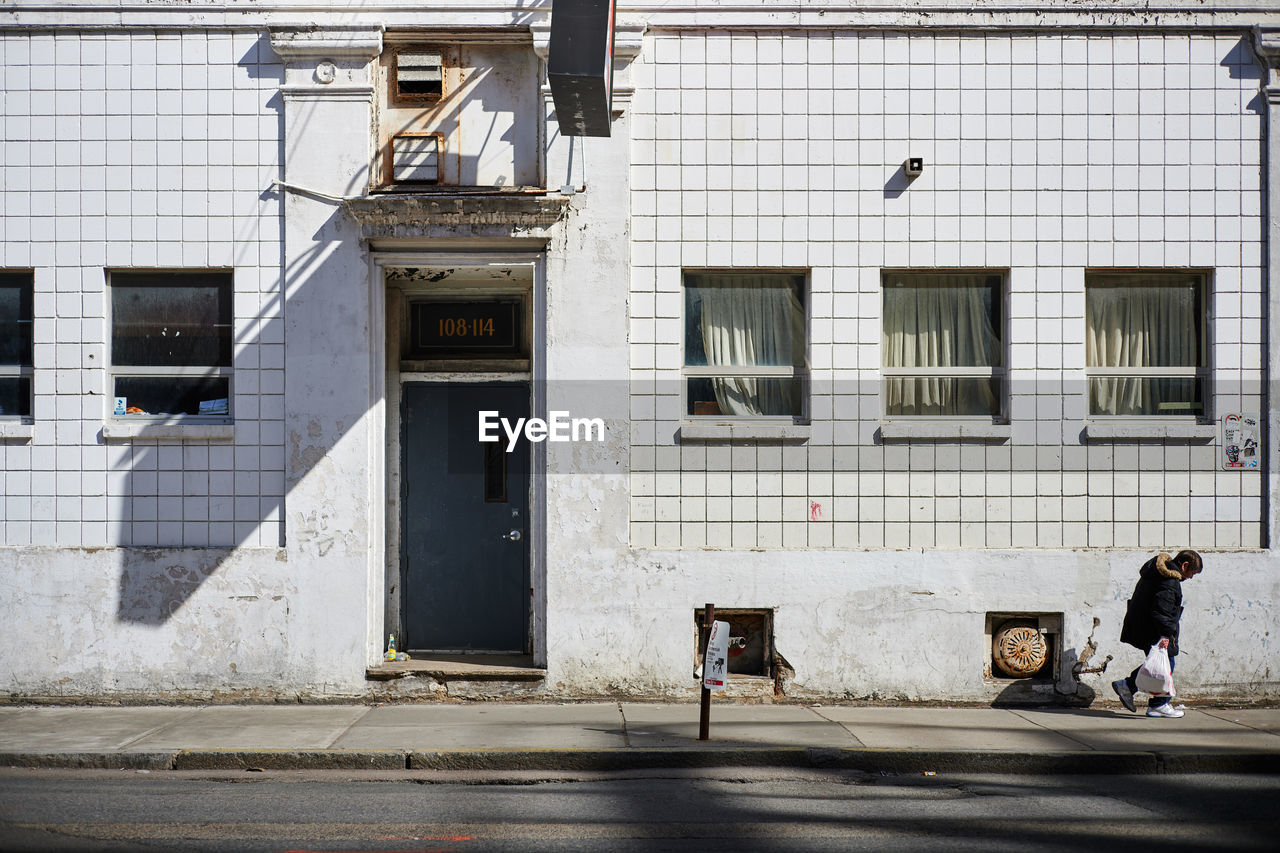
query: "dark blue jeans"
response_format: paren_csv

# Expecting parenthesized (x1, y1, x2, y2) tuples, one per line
(1127, 655, 1176, 709)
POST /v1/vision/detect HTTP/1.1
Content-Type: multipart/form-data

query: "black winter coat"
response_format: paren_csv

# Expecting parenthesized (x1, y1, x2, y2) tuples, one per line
(1120, 553, 1185, 657)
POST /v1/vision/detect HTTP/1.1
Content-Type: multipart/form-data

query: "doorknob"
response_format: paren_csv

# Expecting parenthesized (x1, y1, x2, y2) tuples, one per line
(503, 529, 522, 541)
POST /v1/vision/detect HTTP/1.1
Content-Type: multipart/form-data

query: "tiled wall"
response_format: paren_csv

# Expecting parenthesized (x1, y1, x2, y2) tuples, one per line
(0, 31, 285, 547)
(629, 31, 1266, 550)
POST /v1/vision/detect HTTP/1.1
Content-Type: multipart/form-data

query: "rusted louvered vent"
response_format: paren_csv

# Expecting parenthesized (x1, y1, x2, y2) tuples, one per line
(390, 133, 442, 184)
(394, 50, 443, 101)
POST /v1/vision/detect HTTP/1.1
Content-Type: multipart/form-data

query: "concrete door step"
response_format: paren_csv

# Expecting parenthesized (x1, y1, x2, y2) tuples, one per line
(718, 674, 778, 701)
(367, 654, 545, 682)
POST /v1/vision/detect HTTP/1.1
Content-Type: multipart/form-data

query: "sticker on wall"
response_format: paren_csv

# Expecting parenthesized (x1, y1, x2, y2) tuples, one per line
(1221, 413, 1260, 470)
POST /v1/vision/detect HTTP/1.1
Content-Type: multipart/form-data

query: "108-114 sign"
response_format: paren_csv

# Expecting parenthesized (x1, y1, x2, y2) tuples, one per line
(438, 316, 495, 338)
(411, 300, 521, 356)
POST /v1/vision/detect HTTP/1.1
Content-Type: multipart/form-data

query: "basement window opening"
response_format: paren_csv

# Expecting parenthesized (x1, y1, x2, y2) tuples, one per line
(985, 612, 1061, 681)
(694, 607, 773, 678)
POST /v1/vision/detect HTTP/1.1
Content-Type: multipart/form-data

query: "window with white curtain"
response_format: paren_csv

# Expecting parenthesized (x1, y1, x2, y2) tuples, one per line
(881, 271, 1005, 419)
(109, 271, 233, 421)
(0, 271, 33, 420)
(1085, 271, 1207, 418)
(683, 272, 807, 419)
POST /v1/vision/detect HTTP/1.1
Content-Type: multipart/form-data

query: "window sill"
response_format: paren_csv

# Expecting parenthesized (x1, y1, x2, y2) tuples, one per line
(0, 422, 34, 441)
(1082, 422, 1216, 442)
(102, 422, 236, 441)
(679, 423, 810, 442)
(879, 421, 1011, 442)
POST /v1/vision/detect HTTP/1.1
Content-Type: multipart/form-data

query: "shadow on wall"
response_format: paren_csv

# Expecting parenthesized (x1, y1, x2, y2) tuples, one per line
(112, 9, 551, 627)
(118, 549, 236, 626)
(1224, 36, 1266, 113)
(114, 34, 371, 625)
(989, 664, 1098, 709)
(883, 162, 913, 200)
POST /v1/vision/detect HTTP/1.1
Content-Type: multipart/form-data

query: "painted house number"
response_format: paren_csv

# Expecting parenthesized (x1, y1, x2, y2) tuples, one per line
(410, 300, 520, 356)
(438, 317, 496, 338)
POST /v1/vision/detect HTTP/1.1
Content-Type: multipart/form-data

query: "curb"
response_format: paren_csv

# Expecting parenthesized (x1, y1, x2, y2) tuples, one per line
(405, 748, 1161, 774)
(5, 747, 1274, 774)
(172, 749, 409, 771)
(0, 751, 177, 770)
(1156, 752, 1280, 774)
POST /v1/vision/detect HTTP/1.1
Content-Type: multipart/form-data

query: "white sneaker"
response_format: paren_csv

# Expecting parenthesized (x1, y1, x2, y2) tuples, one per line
(1146, 705, 1185, 718)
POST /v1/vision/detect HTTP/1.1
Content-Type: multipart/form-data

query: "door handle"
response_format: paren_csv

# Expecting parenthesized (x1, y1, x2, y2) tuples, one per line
(503, 529, 522, 542)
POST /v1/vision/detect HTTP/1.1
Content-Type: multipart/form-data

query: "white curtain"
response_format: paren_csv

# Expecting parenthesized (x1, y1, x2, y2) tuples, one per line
(694, 275, 804, 416)
(882, 273, 1000, 416)
(1086, 276, 1199, 416)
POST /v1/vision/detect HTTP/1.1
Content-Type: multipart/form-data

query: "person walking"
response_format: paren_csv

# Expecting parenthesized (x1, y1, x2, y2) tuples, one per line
(1112, 549, 1203, 718)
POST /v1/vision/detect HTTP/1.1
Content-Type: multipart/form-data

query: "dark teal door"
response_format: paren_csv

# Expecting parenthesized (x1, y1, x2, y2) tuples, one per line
(402, 383, 530, 652)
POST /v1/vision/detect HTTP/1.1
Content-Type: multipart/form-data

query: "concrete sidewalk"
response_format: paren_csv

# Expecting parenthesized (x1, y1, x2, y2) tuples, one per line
(1, 703, 1277, 775)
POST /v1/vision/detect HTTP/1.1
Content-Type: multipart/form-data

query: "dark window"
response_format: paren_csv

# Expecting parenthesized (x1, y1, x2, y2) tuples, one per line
(483, 440, 508, 503)
(110, 271, 233, 420)
(0, 271, 34, 419)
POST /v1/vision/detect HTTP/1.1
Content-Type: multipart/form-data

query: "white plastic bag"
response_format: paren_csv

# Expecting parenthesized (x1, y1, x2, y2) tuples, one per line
(1135, 643, 1175, 697)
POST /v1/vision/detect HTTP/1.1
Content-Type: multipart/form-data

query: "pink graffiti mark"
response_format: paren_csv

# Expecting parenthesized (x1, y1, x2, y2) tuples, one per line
(809, 501, 822, 521)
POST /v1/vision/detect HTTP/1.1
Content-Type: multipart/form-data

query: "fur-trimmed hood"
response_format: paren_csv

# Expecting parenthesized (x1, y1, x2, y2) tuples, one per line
(1122, 552, 1187, 655)
(1145, 552, 1185, 582)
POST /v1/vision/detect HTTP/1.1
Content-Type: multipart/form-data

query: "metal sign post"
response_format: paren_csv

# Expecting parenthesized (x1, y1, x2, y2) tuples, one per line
(698, 603, 714, 740)
(698, 604, 730, 740)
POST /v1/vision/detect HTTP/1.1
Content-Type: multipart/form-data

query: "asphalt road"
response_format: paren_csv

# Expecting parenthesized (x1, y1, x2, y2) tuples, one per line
(1, 768, 1278, 852)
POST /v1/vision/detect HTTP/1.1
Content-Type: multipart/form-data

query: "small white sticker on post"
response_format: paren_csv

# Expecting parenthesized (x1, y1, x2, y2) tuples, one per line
(703, 620, 730, 692)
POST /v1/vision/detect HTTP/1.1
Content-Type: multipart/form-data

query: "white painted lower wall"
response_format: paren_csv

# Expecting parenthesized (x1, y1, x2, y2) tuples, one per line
(544, 542, 1279, 702)
(4, 541, 1274, 702)
(0, 546, 365, 698)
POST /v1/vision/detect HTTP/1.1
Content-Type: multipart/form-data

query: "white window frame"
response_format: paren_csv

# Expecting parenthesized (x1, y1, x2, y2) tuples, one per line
(107, 270, 234, 425)
(1084, 269, 1210, 423)
(0, 270, 34, 423)
(680, 269, 810, 425)
(880, 269, 1008, 423)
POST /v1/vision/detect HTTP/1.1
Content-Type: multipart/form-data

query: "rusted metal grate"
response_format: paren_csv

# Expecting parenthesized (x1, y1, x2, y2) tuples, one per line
(390, 133, 442, 184)
(986, 612, 1060, 680)
(394, 49, 443, 101)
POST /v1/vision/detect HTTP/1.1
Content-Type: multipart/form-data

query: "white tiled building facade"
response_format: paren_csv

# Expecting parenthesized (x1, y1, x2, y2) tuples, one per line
(1, 30, 286, 549)
(0, 1, 1277, 703)
(628, 30, 1265, 551)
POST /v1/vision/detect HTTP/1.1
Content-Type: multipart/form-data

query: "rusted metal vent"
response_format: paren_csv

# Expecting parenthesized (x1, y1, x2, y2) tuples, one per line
(992, 619, 1048, 678)
(390, 133, 442, 184)
(395, 49, 443, 101)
